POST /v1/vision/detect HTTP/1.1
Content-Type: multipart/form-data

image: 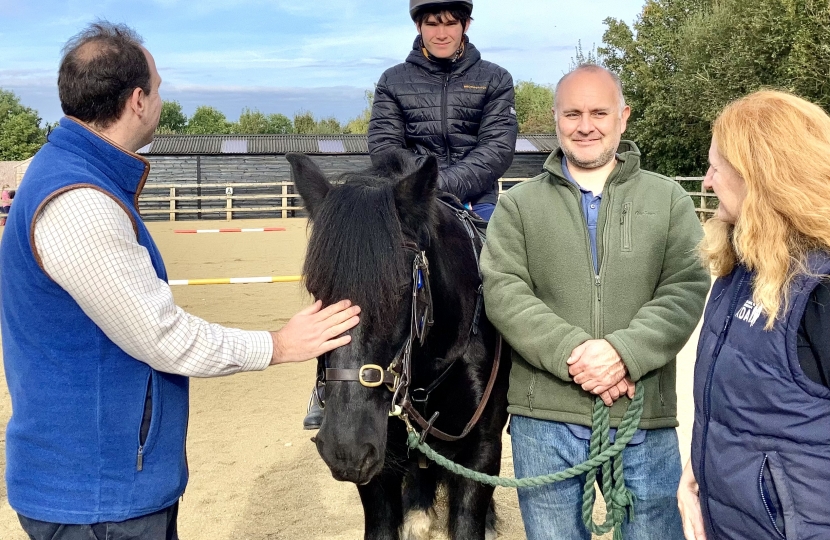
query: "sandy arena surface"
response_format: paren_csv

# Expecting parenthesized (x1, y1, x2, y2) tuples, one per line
(0, 218, 699, 539)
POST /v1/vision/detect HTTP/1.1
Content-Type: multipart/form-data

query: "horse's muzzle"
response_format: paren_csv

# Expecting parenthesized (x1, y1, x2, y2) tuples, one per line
(315, 435, 384, 485)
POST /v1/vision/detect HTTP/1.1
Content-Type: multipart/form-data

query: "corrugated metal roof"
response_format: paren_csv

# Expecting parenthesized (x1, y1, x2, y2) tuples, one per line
(515, 138, 538, 152)
(522, 135, 559, 153)
(248, 136, 319, 154)
(318, 139, 345, 153)
(220, 139, 248, 153)
(147, 136, 222, 154)
(139, 134, 557, 155)
(342, 136, 370, 153)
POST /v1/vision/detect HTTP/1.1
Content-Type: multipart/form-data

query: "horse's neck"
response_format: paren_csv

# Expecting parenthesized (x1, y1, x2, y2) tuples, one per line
(427, 207, 482, 296)
(419, 214, 486, 359)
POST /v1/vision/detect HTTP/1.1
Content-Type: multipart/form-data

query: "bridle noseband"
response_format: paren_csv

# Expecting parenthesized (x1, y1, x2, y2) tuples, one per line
(317, 202, 502, 443)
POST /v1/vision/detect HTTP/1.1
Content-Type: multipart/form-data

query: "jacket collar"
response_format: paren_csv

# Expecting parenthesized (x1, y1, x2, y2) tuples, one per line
(406, 35, 481, 75)
(52, 117, 150, 201)
(543, 140, 642, 187)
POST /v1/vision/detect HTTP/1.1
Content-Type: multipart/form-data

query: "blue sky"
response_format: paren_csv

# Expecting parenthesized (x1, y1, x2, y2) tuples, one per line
(0, 0, 646, 124)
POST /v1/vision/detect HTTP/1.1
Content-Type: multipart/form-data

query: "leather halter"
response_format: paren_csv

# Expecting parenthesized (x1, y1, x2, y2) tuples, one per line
(318, 202, 502, 443)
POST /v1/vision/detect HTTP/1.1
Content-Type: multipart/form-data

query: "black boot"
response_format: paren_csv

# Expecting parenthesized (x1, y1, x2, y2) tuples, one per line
(303, 383, 325, 430)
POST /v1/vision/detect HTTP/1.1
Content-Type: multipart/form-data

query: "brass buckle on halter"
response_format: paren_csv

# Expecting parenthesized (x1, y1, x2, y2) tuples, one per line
(358, 364, 385, 388)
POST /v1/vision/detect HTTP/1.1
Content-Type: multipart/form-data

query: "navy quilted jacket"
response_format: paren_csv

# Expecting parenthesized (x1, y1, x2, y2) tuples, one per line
(368, 36, 517, 206)
(692, 257, 830, 539)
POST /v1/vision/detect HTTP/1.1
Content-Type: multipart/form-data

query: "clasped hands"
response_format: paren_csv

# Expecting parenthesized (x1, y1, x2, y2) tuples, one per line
(567, 339, 635, 406)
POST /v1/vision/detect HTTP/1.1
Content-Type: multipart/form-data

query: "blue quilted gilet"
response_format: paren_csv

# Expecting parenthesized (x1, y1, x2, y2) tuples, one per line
(692, 254, 830, 540)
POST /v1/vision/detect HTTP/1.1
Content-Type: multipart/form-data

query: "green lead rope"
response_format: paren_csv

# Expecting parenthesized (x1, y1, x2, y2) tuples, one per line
(406, 384, 645, 540)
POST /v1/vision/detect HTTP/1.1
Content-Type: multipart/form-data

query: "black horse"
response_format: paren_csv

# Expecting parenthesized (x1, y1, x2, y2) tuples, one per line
(286, 150, 510, 540)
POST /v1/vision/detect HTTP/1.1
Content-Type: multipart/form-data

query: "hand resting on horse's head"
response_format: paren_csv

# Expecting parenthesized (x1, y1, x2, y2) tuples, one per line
(270, 299, 361, 364)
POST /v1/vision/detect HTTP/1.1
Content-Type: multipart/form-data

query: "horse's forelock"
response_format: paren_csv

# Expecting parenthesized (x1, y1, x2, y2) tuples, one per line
(303, 178, 408, 333)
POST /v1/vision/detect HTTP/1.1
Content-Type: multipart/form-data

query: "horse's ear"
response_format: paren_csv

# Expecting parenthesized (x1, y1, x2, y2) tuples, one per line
(394, 155, 438, 232)
(286, 152, 331, 218)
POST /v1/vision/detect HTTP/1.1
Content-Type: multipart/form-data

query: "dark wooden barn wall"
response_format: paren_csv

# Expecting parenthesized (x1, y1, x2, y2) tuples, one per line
(141, 154, 549, 221)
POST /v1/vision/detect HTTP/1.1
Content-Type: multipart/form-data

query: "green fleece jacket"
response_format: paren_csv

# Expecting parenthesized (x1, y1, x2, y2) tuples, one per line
(481, 142, 710, 429)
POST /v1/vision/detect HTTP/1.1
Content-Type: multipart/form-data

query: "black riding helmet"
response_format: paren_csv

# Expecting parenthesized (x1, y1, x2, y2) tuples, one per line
(409, 0, 473, 20)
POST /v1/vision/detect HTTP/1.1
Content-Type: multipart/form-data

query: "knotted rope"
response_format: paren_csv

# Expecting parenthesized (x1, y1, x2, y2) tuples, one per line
(406, 384, 644, 540)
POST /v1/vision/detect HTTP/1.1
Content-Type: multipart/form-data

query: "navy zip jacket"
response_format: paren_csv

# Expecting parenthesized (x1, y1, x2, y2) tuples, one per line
(692, 255, 830, 540)
(0, 118, 189, 524)
(368, 36, 518, 207)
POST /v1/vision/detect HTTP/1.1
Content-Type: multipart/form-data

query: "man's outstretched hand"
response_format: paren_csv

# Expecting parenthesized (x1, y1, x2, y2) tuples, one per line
(269, 299, 361, 365)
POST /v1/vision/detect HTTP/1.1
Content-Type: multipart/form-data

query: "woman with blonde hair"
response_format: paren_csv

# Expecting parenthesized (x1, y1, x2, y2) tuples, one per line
(678, 89, 830, 539)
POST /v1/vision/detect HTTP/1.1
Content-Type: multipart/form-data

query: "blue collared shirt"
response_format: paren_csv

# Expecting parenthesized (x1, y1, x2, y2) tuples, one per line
(560, 155, 646, 445)
(561, 156, 602, 273)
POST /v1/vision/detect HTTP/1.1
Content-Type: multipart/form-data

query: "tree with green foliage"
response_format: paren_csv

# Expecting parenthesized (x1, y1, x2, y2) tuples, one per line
(314, 117, 344, 134)
(186, 106, 232, 135)
(788, 1, 830, 110)
(0, 89, 46, 160)
(344, 90, 374, 134)
(157, 100, 187, 134)
(514, 81, 555, 133)
(570, 40, 600, 70)
(293, 111, 343, 134)
(510, 42, 601, 136)
(234, 108, 292, 134)
(600, 0, 830, 176)
(268, 113, 293, 134)
(292, 111, 316, 134)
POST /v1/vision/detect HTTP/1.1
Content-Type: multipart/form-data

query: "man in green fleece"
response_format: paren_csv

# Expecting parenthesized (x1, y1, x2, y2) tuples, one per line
(480, 64, 709, 540)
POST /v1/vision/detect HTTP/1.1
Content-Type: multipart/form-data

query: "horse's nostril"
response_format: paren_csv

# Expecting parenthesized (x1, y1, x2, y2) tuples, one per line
(360, 443, 379, 473)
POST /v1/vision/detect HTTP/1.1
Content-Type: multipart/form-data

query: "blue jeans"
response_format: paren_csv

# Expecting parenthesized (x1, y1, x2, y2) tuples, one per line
(511, 416, 683, 540)
(471, 202, 495, 221)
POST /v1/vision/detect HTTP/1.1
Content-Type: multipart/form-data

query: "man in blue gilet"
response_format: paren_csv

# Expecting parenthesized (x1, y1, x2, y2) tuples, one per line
(0, 22, 360, 540)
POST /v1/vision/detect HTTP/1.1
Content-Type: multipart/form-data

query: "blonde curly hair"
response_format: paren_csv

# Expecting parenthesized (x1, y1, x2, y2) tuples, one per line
(700, 90, 830, 330)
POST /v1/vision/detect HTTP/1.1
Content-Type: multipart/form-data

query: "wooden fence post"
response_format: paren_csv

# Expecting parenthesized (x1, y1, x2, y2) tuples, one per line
(281, 184, 288, 219)
(169, 187, 176, 221)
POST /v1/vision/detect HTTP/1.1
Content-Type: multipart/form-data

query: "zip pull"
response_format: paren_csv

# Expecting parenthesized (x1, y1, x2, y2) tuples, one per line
(620, 207, 627, 225)
(137, 446, 144, 471)
(595, 275, 601, 301)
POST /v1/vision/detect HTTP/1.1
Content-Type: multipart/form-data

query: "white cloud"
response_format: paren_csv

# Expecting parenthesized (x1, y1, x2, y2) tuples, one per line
(146, 0, 368, 17)
(0, 68, 56, 87)
(1, 0, 648, 122)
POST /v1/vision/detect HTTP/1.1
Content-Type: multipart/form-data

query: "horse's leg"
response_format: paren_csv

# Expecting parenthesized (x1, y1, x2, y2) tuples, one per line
(401, 464, 438, 540)
(446, 435, 502, 540)
(357, 470, 405, 540)
(446, 477, 495, 540)
(485, 498, 497, 540)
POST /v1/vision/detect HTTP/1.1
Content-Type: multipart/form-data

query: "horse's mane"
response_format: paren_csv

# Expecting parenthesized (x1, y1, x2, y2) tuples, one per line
(303, 172, 410, 333)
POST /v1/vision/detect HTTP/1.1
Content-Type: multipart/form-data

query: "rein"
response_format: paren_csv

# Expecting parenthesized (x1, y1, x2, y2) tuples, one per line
(319, 203, 500, 443)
